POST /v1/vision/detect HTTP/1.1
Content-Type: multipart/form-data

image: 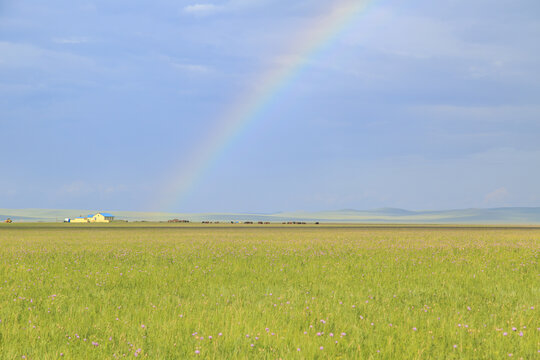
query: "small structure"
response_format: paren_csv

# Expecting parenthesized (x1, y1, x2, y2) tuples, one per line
(5, 218, 12, 223)
(66, 212, 115, 223)
(89, 213, 115, 222)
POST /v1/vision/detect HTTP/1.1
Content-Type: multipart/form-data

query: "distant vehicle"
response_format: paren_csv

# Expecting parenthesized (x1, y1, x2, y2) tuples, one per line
(64, 218, 70, 223)
(5, 218, 12, 223)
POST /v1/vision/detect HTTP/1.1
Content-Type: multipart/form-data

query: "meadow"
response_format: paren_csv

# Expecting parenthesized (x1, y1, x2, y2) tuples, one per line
(0, 223, 538, 359)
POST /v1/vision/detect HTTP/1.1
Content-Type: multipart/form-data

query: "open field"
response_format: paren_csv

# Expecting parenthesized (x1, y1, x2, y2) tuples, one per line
(0, 223, 538, 359)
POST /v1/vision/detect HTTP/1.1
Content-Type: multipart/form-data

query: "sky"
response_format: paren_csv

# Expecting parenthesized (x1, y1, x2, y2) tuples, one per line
(1, 0, 540, 213)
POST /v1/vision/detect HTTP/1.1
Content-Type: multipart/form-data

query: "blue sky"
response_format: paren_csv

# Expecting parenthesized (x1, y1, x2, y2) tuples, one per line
(1, 0, 539, 213)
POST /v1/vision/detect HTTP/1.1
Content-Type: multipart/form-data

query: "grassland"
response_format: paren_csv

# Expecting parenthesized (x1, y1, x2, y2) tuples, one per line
(0, 223, 538, 359)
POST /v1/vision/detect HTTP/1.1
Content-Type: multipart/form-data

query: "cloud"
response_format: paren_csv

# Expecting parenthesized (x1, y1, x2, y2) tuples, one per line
(484, 187, 510, 204)
(342, 6, 525, 65)
(52, 37, 89, 44)
(183, 3, 223, 16)
(409, 105, 540, 124)
(172, 62, 211, 73)
(158, 55, 212, 74)
(0, 41, 94, 70)
(182, 0, 261, 15)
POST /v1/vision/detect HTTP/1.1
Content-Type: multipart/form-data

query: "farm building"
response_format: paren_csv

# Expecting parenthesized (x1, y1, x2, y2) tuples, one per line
(89, 213, 115, 222)
(66, 212, 115, 223)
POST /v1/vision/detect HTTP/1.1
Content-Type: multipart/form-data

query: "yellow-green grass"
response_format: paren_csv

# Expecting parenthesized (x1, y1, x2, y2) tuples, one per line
(0, 224, 538, 359)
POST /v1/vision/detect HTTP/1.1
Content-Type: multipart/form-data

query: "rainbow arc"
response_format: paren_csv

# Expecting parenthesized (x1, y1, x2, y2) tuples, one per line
(156, 0, 372, 210)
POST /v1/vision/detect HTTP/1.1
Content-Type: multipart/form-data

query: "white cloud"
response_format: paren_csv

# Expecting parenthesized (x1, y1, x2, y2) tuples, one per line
(409, 105, 540, 124)
(342, 7, 522, 65)
(182, 0, 262, 15)
(159, 55, 212, 74)
(0, 41, 94, 70)
(172, 62, 211, 73)
(183, 3, 223, 16)
(52, 37, 89, 44)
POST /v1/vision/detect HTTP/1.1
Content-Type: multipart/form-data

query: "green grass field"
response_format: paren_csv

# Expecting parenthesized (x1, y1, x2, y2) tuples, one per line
(0, 223, 538, 359)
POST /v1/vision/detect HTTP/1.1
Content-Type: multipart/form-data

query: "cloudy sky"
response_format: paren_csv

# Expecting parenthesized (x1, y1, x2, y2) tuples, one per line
(1, 0, 539, 213)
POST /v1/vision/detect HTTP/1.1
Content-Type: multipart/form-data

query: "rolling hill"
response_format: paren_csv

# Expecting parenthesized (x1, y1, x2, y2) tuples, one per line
(1, 207, 540, 224)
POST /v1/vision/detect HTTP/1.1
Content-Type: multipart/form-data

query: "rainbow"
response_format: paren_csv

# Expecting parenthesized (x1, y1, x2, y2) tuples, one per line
(157, 0, 372, 210)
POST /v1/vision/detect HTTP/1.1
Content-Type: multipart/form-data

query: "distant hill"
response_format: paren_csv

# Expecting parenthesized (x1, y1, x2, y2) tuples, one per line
(1, 207, 540, 224)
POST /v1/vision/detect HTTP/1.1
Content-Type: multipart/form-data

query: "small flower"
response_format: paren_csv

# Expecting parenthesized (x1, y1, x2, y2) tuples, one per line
(92, 341, 99, 347)
(412, 327, 417, 331)
(453, 345, 457, 349)
(218, 333, 222, 336)
(320, 346, 324, 350)
(329, 333, 334, 337)
(519, 332, 523, 337)
(503, 332, 508, 336)
(141, 324, 146, 329)
(341, 332, 346, 336)
(297, 348, 301, 351)
(195, 350, 200, 354)
(250, 344, 254, 347)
